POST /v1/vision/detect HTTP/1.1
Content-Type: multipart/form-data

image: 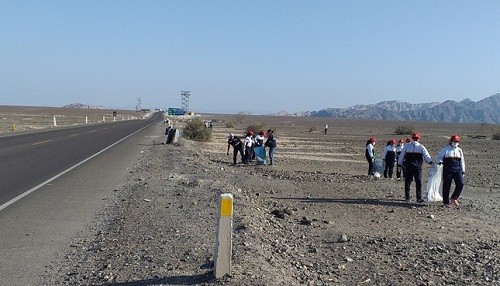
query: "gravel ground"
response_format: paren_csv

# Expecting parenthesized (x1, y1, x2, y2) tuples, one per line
(41, 115, 499, 285)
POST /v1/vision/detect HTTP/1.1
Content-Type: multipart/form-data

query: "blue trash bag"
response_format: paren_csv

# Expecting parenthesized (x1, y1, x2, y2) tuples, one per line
(254, 146, 267, 165)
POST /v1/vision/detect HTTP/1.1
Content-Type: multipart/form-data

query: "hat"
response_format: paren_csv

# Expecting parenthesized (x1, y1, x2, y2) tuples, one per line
(411, 132, 421, 140)
(228, 133, 234, 139)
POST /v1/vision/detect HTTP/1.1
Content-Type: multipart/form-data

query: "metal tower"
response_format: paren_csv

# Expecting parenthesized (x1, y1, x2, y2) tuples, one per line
(136, 97, 142, 111)
(181, 91, 190, 112)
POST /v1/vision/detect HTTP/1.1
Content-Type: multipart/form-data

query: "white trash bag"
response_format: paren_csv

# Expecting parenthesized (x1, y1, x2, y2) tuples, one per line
(426, 164, 443, 202)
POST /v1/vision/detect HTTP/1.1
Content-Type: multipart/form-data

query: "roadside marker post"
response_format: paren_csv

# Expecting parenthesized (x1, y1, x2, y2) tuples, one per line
(214, 193, 233, 278)
(53, 116, 57, 127)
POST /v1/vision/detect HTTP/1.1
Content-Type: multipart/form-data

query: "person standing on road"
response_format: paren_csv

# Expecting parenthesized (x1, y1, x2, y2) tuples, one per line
(398, 132, 433, 203)
(395, 139, 405, 180)
(436, 134, 465, 208)
(365, 137, 377, 176)
(227, 133, 244, 165)
(382, 139, 396, 179)
(324, 123, 329, 134)
(265, 129, 277, 165)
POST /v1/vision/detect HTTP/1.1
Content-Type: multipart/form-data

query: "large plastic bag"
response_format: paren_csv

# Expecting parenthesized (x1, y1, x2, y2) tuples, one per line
(374, 159, 384, 174)
(426, 164, 443, 202)
(254, 146, 267, 165)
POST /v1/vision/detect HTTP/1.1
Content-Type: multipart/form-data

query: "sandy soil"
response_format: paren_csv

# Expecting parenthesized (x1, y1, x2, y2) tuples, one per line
(18, 111, 499, 285)
(0, 105, 144, 134)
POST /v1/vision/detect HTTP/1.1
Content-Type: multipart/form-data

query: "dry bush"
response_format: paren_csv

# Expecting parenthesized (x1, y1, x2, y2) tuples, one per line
(395, 124, 414, 135)
(247, 123, 266, 134)
(182, 118, 212, 142)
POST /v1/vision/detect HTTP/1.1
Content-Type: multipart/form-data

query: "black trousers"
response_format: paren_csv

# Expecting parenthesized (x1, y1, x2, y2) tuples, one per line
(244, 146, 252, 164)
(442, 171, 464, 204)
(404, 165, 423, 201)
(367, 158, 374, 175)
(232, 146, 244, 164)
(384, 160, 395, 178)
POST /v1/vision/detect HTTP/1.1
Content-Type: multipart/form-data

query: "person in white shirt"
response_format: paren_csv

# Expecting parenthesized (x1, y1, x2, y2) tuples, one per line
(365, 137, 377, 175)
(395, 139, 405, 180)
(436, 134, 465, 208)
(243, 131, 254, 164)
(382, 139, 396, 179)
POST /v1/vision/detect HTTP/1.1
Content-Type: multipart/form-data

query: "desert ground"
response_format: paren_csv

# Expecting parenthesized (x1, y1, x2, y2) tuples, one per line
(0, 105, 144, 134)
(2, 107, 498, 285)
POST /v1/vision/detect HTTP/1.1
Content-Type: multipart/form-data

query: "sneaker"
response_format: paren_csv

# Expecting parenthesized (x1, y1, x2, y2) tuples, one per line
(417, 199, 425, 204)
(451, 199, 459, 206)
(443, 204, 451, 208)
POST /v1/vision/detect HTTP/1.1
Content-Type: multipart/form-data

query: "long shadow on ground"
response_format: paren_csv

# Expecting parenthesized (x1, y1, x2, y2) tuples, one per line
(271, 197, 426, 208)
(102, 271, 214, 286)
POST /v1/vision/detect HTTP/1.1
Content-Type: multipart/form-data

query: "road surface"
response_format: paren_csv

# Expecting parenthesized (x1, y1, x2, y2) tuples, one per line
(0, 112, 163, 285)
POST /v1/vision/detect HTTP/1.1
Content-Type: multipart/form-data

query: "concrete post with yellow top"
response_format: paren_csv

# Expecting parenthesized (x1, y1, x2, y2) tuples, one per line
(214, 193, 233, 278)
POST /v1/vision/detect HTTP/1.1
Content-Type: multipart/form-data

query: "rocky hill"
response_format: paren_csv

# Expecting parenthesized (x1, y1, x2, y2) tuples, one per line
(62, 103, 105, 109)
(288, 93, 500, 124)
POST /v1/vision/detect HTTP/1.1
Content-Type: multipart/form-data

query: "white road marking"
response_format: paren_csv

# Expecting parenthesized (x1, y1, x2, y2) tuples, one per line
(0, 123, 153, 212)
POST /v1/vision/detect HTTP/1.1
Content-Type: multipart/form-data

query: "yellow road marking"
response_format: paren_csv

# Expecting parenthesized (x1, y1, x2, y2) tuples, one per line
(33, 140, 52, 146)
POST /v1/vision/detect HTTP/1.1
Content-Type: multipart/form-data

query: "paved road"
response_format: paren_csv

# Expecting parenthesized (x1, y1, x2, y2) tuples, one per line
(0, 112, 163, 285)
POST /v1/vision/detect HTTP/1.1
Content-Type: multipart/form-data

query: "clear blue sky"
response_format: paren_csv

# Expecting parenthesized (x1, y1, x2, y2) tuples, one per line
(1, 1, 500, 114)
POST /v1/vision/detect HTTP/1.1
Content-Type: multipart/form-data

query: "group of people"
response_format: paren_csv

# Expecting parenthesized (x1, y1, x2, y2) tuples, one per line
(227, 129, 277, 165)
(365, 132, 465, 208)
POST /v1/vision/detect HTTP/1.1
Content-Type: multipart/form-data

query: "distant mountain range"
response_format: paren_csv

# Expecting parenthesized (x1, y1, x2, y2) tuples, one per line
(276, 93, 500, 124)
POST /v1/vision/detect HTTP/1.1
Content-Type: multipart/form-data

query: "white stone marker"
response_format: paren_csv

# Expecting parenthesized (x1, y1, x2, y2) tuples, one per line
(214, 193, 233, 278)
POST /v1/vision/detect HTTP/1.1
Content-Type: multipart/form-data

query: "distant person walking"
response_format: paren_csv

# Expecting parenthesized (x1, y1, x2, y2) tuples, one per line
(265, 129, 277, 165)
(227, 133, 244, 165)
(436, 135, 465, 208)
(398, 132, 433, 203)
(365, 137, 377, 176)
(324, 123, 329, 134)
(382, 139, 396, 179)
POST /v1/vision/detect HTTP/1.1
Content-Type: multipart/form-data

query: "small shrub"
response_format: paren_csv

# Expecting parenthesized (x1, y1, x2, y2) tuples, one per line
(309, 126, 317, 132)
(395, 124, 414, 135)
(182, 118, 212, 142)
(225, 121, 235, 128)
(247, 122, 266, 134)
(493, 133, 500, 140)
